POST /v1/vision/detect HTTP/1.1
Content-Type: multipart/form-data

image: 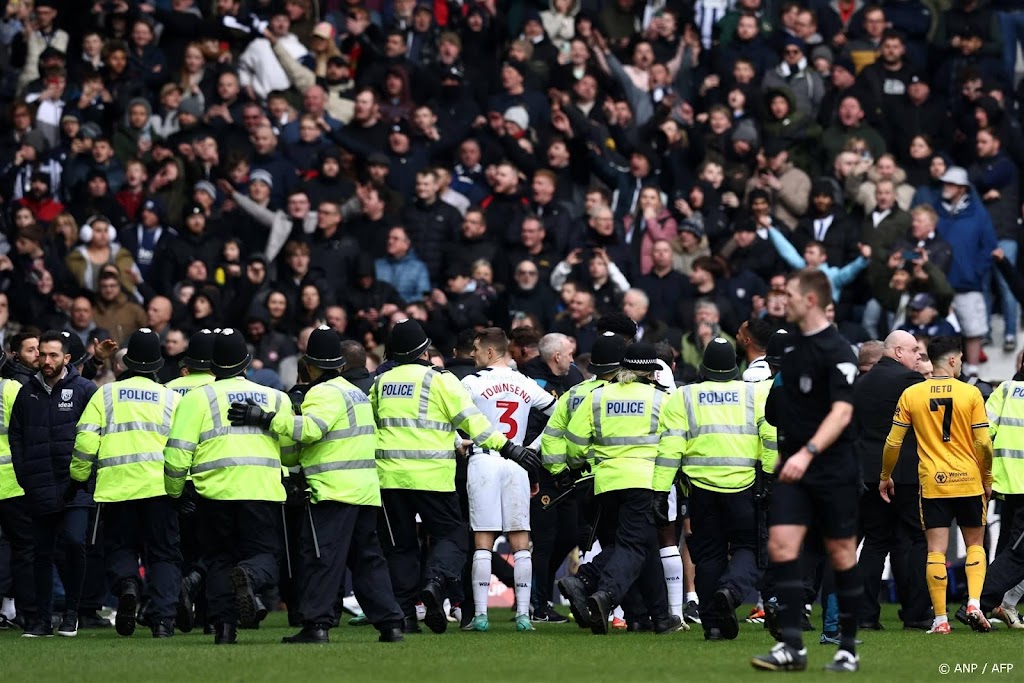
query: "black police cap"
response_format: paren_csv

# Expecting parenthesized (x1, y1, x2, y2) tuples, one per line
(388, 319, 430, 363)
(212, 328, 251, 378)
(304, 325, 345, 370)
(700, 337, 738, 382)
(182, 329, 215, 370)
(123, 328, 164, 373)
(589, 332, 627, 375)
(60, 331, 89, 367)
(765, 329, 791, 367)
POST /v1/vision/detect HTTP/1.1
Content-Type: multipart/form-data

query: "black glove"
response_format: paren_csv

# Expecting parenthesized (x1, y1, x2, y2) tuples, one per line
(283, 471, 309, 506)
(652, 491, 670, 528)
(553, 467, 577, 493)
(172, 490, 198, 516)
(63, 479, 84, 504)
(499, 441, 540, 475)
(228, 399, 275, 429)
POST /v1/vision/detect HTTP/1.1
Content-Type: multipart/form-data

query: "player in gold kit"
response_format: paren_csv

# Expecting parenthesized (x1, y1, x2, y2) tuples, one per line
(881, 336, 993, 634)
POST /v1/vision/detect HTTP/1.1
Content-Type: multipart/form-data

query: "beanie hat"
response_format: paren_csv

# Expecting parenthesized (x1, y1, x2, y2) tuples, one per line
(503, 105, 530, 131)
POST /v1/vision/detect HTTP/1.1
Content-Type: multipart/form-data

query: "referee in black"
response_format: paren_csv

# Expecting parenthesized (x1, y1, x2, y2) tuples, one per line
(752, 268, 863, 673)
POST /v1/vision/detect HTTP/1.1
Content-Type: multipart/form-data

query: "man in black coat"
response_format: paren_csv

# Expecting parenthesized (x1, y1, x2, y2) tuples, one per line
(9, 330, 97, 637)
(851, 329, 932, 630)
(339, 340, 374, 395)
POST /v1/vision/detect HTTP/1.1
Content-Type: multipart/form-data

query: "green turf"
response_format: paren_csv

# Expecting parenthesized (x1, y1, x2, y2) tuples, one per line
(1, 606, 1019, 683)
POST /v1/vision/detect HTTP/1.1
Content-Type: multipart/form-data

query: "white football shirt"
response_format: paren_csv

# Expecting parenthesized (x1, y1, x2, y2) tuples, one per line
(462, 366, 556, 447)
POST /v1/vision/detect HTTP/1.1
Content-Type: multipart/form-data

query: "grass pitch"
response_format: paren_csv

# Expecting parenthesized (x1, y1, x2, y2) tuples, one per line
(1, 605, 1019, 683)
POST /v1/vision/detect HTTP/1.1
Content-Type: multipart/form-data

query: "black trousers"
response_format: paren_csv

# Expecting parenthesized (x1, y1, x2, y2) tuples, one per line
(300, 501, 403, 628)
(689, 486, 761, 616)
(199, 499, 281, 627)
(32, 507, 88, 624)
(858, 484, 930, 623)
(982, 494, 1024, 612)
(0, 497, 35, 617)
(379, 489, 466, 618)
(104, 497, 182, 623)
(594, 488, 667, 617)
(530, 472, 578, 611)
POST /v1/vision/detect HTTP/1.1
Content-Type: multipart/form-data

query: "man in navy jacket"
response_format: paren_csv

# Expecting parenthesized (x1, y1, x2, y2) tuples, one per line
(10, 330, 96, 638)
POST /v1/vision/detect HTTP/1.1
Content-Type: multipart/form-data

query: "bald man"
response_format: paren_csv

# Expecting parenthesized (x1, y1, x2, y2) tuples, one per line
(851, 330, 931, 630)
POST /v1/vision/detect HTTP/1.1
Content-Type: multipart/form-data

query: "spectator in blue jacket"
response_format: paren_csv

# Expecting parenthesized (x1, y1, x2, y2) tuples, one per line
(935, 166, 998, 377)
(9, 329, 97, 638)
(969, 127, 1021, 352)
(766, 225, 871, 303)
(375, 226, 430, 303)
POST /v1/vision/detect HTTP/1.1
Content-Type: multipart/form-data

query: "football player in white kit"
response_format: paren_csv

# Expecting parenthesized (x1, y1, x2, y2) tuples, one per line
(461, 328, 556, 632)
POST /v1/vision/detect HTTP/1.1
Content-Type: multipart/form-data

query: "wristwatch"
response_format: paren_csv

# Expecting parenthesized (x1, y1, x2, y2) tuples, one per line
(805, 442, 820, 456)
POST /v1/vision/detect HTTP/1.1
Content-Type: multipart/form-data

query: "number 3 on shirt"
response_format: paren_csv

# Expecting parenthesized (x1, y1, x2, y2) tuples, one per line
(495, 400, 519, 439)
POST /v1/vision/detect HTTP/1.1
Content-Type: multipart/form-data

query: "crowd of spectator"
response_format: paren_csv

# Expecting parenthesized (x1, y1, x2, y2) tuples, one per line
(1, 0, 1023, 385)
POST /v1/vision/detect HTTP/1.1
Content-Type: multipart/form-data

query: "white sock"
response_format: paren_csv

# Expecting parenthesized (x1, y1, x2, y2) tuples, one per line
(968, 598, 981, 609)
(1002, 579, 1024, 609)
(660, 546, 683, 619)
(934, 615, 948, 625)
(686, 591, 698, 605)
(513, 550, 532, 618)
(472, 549, 490, 618)
(1, 597, 14, 620)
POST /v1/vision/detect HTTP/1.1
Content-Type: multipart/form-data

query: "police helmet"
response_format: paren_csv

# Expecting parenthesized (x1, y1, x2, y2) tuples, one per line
(388, 319, 430, 363)
(304, 325, 345, 370)
(590, 332, 627, 375)
(212, 328, 252, 378)
(182, 329, 215, 370)
(700, 337, 738, 382)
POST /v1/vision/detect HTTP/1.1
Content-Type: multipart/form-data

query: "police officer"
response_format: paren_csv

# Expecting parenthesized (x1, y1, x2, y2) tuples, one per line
(563, 342, 681, 635)
(658, 338, 777, 641)
(976, 376, 1024, 627)
(166, 329, 217, 396)
(70, 328, 182, 638)
(229, 326, 405, 644)
(163, 328, 296, 645)
(371, 319, 537, 634)
(544, 332, 628, 629)
(0, 351, 35, 629)
(167, 329, 217, 632)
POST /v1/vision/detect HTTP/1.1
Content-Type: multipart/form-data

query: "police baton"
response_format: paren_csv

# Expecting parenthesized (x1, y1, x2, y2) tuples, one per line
(280, 505, 293, 579)
(306, 500, 321, 559)
(89, 503, 102, 546)
(542, 474, 595, 511)
(380, 502, 396, 547)
(583, 505, 601, 554)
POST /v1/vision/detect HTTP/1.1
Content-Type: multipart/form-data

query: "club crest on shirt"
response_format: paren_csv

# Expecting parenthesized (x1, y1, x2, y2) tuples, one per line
(799, 375, 812, 393)
(61, 389, 73, 401)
